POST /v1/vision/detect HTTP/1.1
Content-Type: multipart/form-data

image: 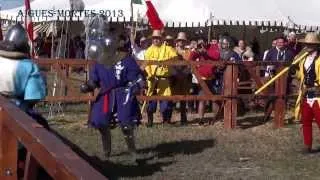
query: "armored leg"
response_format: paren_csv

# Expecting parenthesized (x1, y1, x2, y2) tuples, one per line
(98, 127, 111, 158)
(147, 100, 157, 127)
(121, 125, 137, 156)
(160, 101, 173, 123)
(147, 112, 154, 127)
(180, 101, 187, 125)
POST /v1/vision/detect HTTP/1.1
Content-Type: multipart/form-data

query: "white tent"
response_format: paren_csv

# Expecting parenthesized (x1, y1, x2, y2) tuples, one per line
(0, 0, 319, 30)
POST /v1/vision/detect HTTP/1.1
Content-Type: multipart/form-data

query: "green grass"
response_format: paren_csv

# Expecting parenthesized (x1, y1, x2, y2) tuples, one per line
(48, 112, 320, 180)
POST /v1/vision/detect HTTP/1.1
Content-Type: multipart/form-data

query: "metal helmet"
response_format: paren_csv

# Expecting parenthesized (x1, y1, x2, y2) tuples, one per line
(4, 23, 30, 53)
(85, 15, 129, 67)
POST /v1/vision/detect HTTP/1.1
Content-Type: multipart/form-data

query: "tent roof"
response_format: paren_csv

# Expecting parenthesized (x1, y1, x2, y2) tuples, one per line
(0, 0, 319, 30)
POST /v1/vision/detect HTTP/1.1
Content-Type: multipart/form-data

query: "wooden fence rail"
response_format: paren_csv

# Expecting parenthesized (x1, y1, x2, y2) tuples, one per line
(0, 96, 107, 180)
(35, 58, 289, 129)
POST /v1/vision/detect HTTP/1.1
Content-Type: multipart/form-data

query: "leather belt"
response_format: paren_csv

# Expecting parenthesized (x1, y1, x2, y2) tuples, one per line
(303, 87, 320, 98)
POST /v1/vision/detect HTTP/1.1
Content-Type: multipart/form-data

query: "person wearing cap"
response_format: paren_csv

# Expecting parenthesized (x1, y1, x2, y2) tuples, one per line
(132, 36, 150, 60)
(164, 35, 174, 47)
(291, 33, 320, 153)
(171, 32, 192, 125)
(144, 30, 178, 127)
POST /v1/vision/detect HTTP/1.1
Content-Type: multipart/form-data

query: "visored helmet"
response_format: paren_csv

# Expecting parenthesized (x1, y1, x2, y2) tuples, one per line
(85, 15, 130, 67)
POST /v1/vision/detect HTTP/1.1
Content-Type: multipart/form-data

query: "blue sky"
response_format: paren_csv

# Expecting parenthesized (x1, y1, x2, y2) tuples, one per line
(0, 0, 24, 10)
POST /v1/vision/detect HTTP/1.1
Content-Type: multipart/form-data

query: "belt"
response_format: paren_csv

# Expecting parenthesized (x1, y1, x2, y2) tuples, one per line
(201, 77, 213, 80)
(155, 76, 169, 80)
(0, 93, 17, 99)
(303, 87, 320, 98)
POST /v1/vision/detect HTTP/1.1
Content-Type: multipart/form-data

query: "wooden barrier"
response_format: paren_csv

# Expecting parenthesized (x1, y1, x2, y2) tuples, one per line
(0, 96, 107, 180)
(35, 58, 289, 129)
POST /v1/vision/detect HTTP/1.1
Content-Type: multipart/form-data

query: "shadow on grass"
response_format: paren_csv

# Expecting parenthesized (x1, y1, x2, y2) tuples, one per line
(138, 139, 216, 159)
(237, 115, 268, 129)
(50, 129, 174, 179)
(187, 117, 221, 126)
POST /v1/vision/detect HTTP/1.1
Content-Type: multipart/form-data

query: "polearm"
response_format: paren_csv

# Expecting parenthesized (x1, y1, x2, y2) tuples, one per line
(140, 64, 160, 114)
(140, 47, 169, 114)
(254, 51, 309, 95)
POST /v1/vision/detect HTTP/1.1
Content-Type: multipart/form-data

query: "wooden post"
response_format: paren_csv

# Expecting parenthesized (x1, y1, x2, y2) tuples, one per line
(223, 64, 238, 129)
(23, 152, 39, 180)
(0, 108, 18, 180)
(86, 63, 93, 125)
(274, 67, 287, 128)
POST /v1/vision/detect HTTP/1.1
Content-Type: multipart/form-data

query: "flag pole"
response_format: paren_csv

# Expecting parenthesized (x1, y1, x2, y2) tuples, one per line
(0, 6, 3, 41)
(130, 0, 135, 45)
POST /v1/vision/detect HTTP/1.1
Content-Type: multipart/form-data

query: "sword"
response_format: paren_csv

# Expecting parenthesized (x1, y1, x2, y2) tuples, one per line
(123, 78, 143, 105)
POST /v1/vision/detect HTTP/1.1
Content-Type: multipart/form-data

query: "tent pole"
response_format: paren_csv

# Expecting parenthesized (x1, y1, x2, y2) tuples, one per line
(51, 22, 54, 58)
(208, 26, 211, 43)
(130, 0, 135, 45)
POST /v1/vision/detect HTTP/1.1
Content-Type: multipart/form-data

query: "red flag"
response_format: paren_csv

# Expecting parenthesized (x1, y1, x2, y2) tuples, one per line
(25, 0, 34, 57)
(145, 0, 164, 30)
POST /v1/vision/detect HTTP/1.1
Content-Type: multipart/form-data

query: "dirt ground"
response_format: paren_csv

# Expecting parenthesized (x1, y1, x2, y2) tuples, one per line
(47, 110, 320, 180)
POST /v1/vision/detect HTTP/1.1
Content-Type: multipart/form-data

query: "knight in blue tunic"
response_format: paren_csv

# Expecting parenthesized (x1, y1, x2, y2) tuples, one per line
(0, 23, 49, 178)
(0, 23, 48, 129)
(80, 16, 145, 158)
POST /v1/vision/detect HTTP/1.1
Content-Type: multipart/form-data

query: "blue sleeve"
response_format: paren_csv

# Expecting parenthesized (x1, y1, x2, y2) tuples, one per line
(89, 64, 100, 84)
(24, 63, 47, 100)
(125, 57, 143, 82)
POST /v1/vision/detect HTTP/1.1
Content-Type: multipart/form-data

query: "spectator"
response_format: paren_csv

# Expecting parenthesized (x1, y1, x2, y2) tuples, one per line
(263, 38, 277, 61)
(265, 36, 295, 62)
(132, 36, 149, 60)
(287, 32, 302, 56)
(219, 37, 241, 61)
(263, 36, 295, 122)
(233, 40, 254, 61)
(164, 35, 174, 47)
(189, 38, 221, 125)
(264, 36, 295, 77)
(172, 32, 192, 125)
(187, 38, 199, 112)
(144, 30, 177, 127)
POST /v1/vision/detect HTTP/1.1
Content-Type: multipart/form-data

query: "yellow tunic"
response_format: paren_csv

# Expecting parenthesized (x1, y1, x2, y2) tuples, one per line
(294, 56, 320, 120)
(144, 44, 177, 96)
